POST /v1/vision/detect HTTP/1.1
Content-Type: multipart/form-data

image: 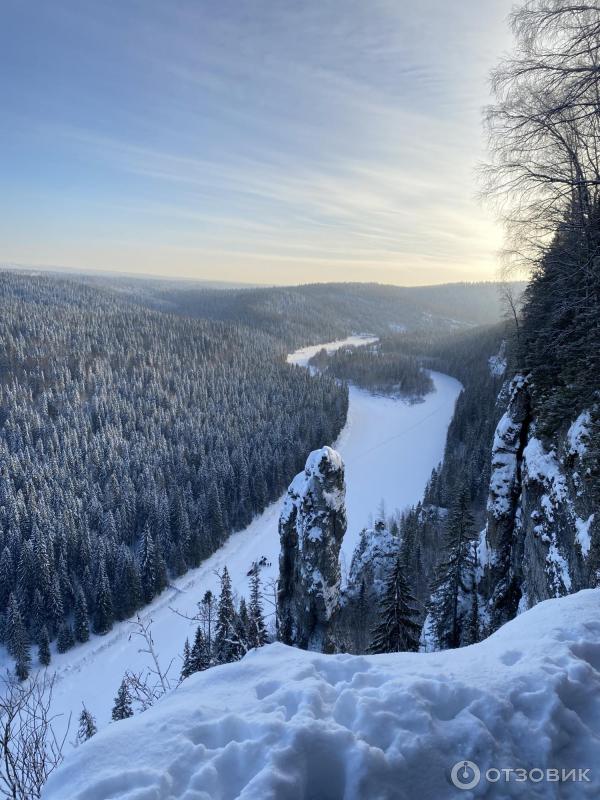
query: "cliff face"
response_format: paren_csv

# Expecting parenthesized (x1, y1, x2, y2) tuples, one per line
(277, 446, 347, 652)
(479, 375, 597, 634)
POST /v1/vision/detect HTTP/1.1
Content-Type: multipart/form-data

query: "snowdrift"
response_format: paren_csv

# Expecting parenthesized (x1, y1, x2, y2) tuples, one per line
(44, 590, 600, 799)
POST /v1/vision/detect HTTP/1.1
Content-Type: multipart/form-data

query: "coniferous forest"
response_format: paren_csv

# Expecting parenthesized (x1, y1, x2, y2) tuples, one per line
(0, 272, 348, 673)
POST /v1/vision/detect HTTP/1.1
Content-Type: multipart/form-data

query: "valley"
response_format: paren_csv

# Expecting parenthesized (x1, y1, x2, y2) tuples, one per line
(35, 336, 460, 740)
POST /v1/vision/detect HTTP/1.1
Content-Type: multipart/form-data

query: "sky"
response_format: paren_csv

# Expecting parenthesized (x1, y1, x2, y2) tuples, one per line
(0, 0, 514, 286)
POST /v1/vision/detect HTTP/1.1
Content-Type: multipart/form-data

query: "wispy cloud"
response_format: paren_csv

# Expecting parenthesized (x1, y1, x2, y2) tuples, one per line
(0, 0, 512, 283)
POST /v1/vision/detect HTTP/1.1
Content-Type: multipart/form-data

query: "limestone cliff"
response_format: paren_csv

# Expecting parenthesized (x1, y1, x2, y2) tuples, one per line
(277, 446, 346, 652)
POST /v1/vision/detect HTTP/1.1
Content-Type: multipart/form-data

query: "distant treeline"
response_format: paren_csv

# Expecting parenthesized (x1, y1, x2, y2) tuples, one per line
(78, 276, 524, 348)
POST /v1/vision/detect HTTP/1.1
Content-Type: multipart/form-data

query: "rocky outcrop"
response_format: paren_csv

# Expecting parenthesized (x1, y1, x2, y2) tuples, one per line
(479, 375, 598, 635)
(277, 446, 346, 652)
(478, 374, 532, 629)
(345, 520, 399, 602)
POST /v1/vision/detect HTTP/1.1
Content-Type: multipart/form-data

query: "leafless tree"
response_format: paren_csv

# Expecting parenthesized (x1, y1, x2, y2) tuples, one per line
(124, 616, 175, 712)
(0, 673, 70, 800)
(481, 1, 600, 284)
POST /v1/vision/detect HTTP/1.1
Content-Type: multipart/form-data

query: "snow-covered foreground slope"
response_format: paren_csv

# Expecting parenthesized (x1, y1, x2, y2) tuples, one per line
(9, 339, 460, 743)
(44, 590, 600, 800)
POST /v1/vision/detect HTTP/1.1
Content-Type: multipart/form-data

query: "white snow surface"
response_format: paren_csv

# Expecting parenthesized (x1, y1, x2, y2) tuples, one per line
(576, 514, 594, 558)
(568, 411, 591, 458)
(45, 590, 600, 800)
(487, 411, 522, 517)
(1, 338, 460, 746)
(286, 335, 379, 369)
(523, 437, 568, 503)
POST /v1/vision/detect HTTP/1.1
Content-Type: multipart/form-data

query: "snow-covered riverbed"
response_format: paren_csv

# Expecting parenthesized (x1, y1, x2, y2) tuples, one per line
(17, 337, 462, 738)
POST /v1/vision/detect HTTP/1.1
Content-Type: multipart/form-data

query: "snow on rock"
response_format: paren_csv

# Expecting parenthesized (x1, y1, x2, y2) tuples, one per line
(278, 447, 347, 652)
(523, 437, 568, 505)
(44, 589, 600, 800)
(486, 375, 529, 519)
(344, 521, 399, 601)
(568, 411, 591, 458)
(576, 514, 594, 558)
(479, 374, 531, 630)
(521, 437, 575, 598)
(488, 339, 507, 377)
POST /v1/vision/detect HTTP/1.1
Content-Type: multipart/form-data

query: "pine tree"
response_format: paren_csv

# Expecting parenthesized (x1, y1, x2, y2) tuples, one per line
(112, 678, 134, 721)
(77, 705, 97, 743)
(94, 561, 114, 635)
(6, 593, 31, 681)
(0, 547, 15, 610)
(180, 638, 192, 681)
(248, 570, 267, 648)
(426, 487, 477, 650)
(234, 597, 250, 658)
(369, 557, 421, 653)
(38, 625, 51, 667)
(48, 574, 64, 638)
(57, 622, 75, 653)
(200, 590, 214, 659)
(208, 483, 226, 546)
(15, 650, 31, 682)
(355, 578, 370, 654)
(189, 625, 211, 672)
(74, 586, 90, 643)
(140, 523, 167, 604)
(213, 567, 238, 664)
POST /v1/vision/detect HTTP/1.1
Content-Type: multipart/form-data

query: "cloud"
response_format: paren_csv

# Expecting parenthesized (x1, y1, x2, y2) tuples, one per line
(0, 0, 513, 284)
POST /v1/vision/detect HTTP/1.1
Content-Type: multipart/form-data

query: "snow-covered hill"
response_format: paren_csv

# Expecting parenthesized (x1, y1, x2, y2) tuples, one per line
(44, 589, 600, 799)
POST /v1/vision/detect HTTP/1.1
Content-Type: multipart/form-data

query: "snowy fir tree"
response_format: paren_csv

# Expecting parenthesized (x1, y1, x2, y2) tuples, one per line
(214, 568, 239, 665)
(180, 638, 193, 681)
(74, 586, 90, 643)
(112, 679, 134, 722)
(38, 625, 51, 667)
(140, 523, 167, 604)
(77, 706, 98, 744)
(369, 557, 421, 654)
(426, 487, 478, 650)
(190, 625, 211, 673)
(56, 623, 75, 653)
(248, 570, 267, 649)
(93, 562, 114, 636)
(200, 590, 215, 657)
(234, 598, 250, 657)
(6, 593, 31, 681)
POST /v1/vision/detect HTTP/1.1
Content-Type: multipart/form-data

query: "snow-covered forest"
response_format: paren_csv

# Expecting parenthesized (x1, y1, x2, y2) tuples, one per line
(0, 273, 348, 678)
(2, 0, 600, 798)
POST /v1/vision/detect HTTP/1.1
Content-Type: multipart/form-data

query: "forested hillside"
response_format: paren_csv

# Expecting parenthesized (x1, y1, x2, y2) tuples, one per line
(0, 272, 347, 678)
(74, 275, 522, 347)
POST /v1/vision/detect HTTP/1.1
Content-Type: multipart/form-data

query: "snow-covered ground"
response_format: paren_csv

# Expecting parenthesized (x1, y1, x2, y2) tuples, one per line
(8, 338, 461, 743)
(44, 589, 600, 799)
